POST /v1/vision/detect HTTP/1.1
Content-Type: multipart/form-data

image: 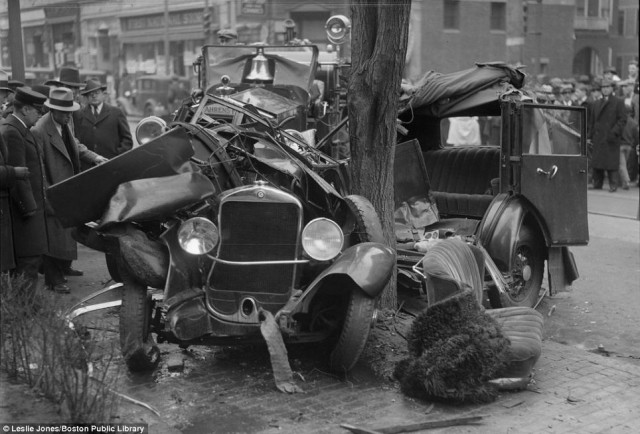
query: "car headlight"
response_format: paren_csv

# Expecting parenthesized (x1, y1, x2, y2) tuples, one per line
(178, 217, 219, 255)
(134, 116, 167, 146)
(302, 218, 344, 261)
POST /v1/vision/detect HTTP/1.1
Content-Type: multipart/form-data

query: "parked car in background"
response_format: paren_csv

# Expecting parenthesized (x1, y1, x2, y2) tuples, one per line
(116, 75, 191, 120)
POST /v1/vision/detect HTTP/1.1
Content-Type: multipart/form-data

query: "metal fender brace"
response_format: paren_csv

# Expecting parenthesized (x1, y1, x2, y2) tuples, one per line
(547, 246, 579, 295)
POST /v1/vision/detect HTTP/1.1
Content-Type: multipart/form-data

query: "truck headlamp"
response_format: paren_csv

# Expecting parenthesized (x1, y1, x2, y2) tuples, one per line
(134, 116, 167, 147)
(325, 15, 351, 45)
(302, 218, 344, 261)
(178, 217, 219, 255)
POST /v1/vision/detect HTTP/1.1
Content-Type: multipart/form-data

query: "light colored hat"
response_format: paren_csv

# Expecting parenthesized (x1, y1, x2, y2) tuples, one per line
(45, 87, 80, 112)
(540, 84, 554, 94)
(218, 28, 238, 40)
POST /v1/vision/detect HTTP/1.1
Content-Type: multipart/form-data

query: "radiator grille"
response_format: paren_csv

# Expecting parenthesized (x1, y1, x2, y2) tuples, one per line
(208, 200, 300, 314)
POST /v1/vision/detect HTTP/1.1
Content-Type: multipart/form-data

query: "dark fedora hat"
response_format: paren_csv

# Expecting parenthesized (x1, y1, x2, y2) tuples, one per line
(14, 86, 47, 107)
(58, 67, 83, 88)
(8, 80, 25, 90)
(80, 79, 107, 95)
(32, 84, 51, 99)
(44, 79, 63, 87)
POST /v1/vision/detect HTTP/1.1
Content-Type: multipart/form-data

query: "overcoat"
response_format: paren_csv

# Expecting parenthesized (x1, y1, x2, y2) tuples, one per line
(0, 115, 49, 258)
(1, 133, 19, 270)
(588, 95, 627, 170)
(33, 113, 102, 260)
(74, 103, 132, 164)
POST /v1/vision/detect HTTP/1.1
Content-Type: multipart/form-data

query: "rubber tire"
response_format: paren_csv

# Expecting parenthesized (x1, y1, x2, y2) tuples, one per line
(329, 290, 377, 373)
(501, 225, 544, 308)
(344, 195, 385, 244)
(105, 253, 122, 283)
(119, 276, 160, 372)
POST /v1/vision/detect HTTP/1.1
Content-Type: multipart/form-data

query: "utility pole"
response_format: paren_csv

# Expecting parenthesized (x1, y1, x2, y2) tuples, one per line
(164, 0, 170, 75)
(7, 0, 25, 80)
(204, 0, 212, 45)
(536, 0, 542, 75)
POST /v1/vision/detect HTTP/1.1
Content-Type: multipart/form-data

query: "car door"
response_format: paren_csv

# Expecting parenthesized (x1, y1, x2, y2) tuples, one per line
(513, 102, 589, 245)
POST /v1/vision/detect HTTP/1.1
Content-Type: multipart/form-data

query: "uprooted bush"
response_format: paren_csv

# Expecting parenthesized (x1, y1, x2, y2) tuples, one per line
(393, 289, 510, 404)
(0, 273, 120, 422)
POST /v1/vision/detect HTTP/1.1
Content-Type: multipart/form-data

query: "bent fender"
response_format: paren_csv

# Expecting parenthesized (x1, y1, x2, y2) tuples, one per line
(299, 242, 395, 305)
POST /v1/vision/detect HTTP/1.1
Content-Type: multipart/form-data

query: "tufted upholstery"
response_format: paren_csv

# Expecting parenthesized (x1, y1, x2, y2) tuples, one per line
(423, 146, 500, 218)
(421, 238, 544, 384)
(486, 307, 545, 378)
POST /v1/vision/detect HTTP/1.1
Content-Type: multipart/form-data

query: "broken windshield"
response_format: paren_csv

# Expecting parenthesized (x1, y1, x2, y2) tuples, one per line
(202, 44, 318, 92)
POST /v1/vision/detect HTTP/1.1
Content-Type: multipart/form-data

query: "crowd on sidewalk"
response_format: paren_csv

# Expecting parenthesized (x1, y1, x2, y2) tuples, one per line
(527, 60, 639, 192)
(0, 66, 131, 297)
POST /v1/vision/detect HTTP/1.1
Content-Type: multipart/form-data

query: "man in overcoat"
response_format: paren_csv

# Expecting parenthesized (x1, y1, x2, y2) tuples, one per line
(588, 79, 627, 192)
(32, 87, 107, 293)
(74, 79, 132, 170)
(1, 133, 32, 272)
(46, 68, 87, 277)
(0, 87, 48, 293)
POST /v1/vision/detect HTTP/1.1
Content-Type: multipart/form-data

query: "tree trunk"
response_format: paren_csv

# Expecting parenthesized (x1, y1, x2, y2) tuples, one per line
(348, 0, 411, 308)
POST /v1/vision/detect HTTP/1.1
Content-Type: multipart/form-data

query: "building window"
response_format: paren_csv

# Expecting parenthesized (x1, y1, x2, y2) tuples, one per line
(620, 7, 639, 36)
(576, 0, 610, 18)
(490, 2, 506, 31)
(444, 0, 460, 30)
(98, 28, 110, 63)
(290, 11, 331, 44)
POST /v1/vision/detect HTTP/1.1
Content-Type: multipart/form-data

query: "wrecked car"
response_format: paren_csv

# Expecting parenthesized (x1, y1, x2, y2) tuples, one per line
(49, 88, 394, 379)
(394, 62, 588, 308)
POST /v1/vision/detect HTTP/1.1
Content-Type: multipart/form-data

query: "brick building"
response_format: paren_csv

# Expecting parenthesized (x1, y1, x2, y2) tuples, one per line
(0, 0, 637, 87)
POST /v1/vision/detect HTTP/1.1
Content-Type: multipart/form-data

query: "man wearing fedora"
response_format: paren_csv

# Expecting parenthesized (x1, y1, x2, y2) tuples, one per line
(74, 79, 132, 170)
(0, 87, 48, 295)
(1, 78, 25, 119)
(45, 67, 84, 101)
(33, 87, 108, 293)
(588, 78, 627, 192)
(44, 67, 90, 277)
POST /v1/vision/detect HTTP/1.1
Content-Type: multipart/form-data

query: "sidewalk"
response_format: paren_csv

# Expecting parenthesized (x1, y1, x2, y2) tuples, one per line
(103, 337, 640, 434)
(587, 184, 639, 220)
(3, 328, 639, 433)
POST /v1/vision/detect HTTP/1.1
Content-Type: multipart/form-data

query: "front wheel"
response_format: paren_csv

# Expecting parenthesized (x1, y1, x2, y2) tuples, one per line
(501, 225, 544, 308)
(329, 290, 377, 373)
(119, 274, 160, 372)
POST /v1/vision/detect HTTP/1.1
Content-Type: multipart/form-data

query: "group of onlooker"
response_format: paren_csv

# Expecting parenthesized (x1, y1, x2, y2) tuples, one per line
(0, 66, 132, 298)
(531, 60, 639, 192)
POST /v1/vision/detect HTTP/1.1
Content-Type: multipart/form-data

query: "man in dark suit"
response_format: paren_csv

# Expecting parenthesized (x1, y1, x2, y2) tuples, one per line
(74, 79, 132, 170)
(588, 79, 628, 192)
(0, 87, 48, 295)
(32, 87, 107, 293)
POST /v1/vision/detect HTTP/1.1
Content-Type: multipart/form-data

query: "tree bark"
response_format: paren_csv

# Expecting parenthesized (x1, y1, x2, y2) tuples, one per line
(348, 0, 411, 308)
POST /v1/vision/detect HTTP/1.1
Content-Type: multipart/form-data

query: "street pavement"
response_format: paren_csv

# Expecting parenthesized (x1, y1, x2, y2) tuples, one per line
(1, 186, 639, 433)
(587, 184, 639, 220)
